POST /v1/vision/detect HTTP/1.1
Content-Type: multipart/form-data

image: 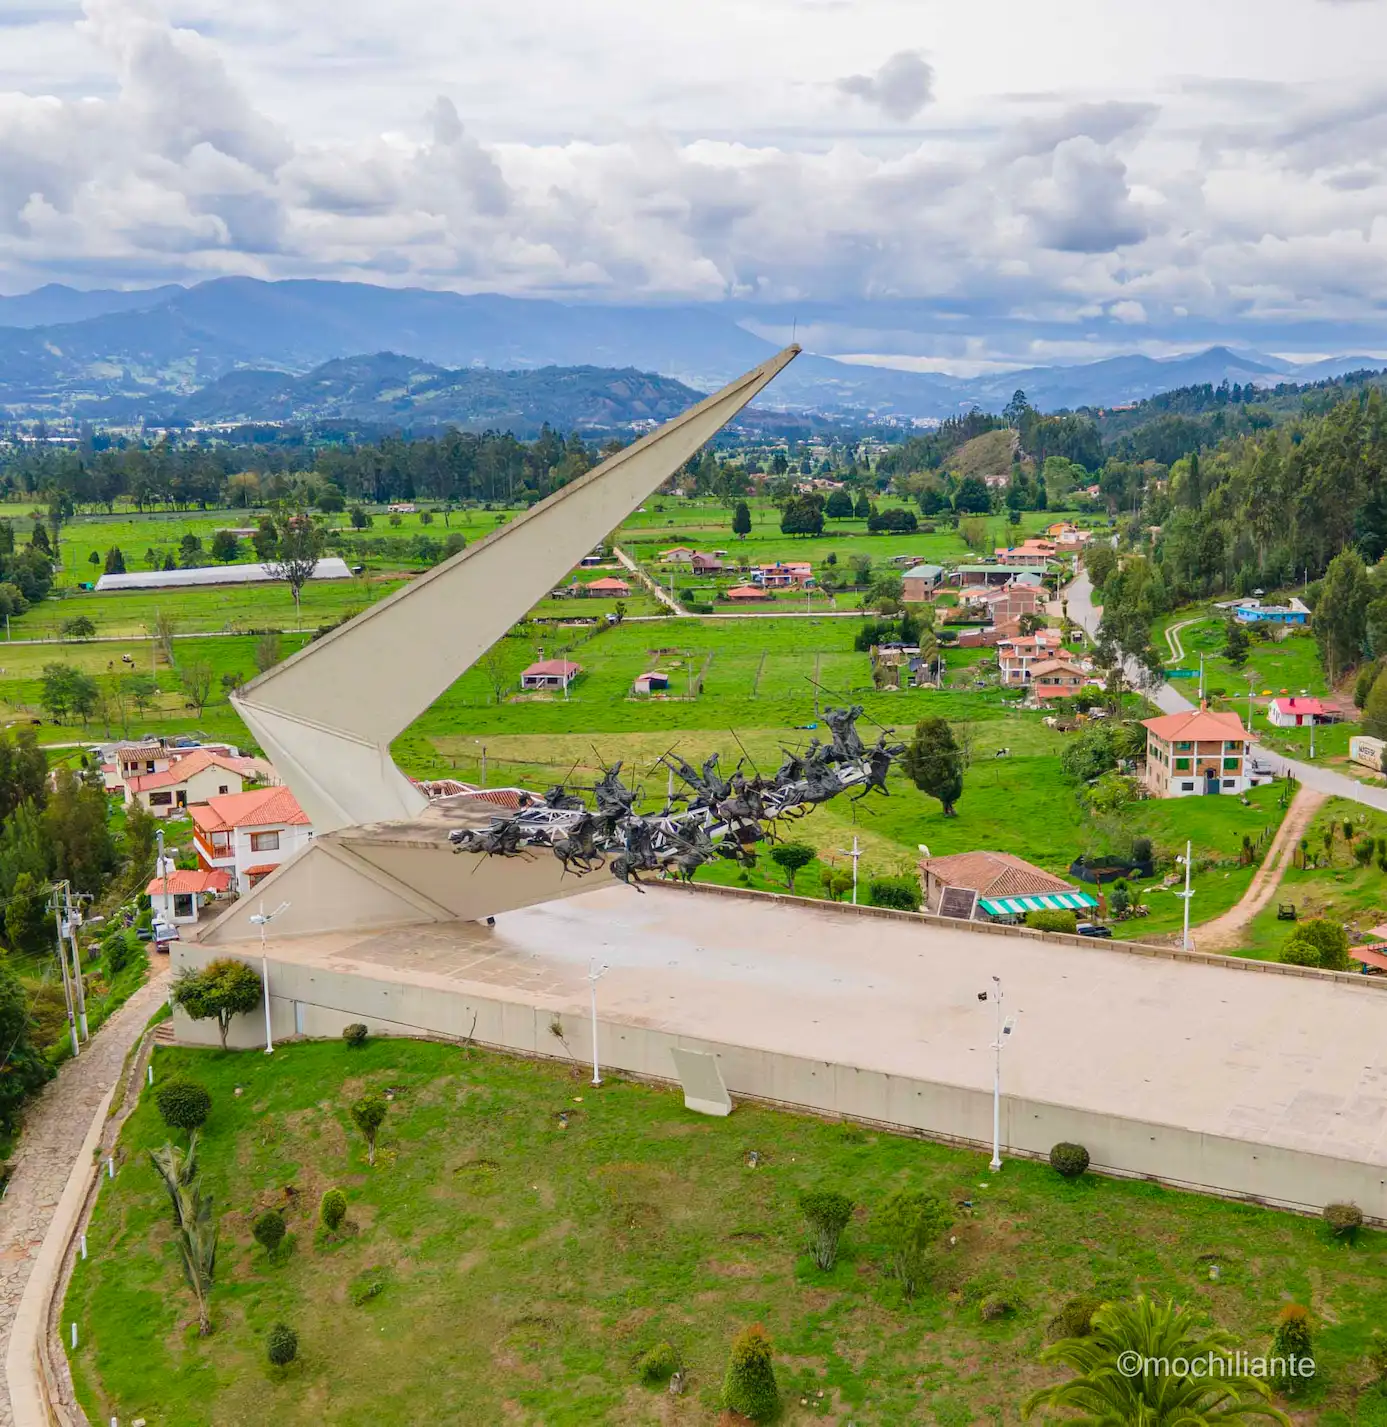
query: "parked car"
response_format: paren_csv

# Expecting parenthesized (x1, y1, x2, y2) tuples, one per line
(1076, 922, 1113, 939)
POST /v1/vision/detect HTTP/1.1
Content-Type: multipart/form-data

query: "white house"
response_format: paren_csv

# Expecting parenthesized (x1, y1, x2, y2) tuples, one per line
(192, 785, 314, 893)
(124, 747, 267, 818)
(1266, 696, 1327, 728)
(147, 867, 233, 926)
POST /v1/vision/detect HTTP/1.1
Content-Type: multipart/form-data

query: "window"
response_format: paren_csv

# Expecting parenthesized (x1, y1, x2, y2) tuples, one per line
(149, 791, 173, 806)
(1175, 741, 1193, 752)
(1223, 758, 1240, 771)
(1181, 782, 1195, 791)
(1174, 758, 1191, 772)
(218, 784, 229, 795)
(250, 831, 280, 852)
(1223, 779, 1235, 788)
(173, 893, 194, 919)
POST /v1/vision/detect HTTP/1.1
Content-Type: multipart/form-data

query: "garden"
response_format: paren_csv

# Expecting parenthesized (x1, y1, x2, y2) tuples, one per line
(63, 1033, 1387, 1425)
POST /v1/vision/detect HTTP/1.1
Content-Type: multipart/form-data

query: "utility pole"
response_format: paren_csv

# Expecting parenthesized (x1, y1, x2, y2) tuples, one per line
(1176, 840, 1195, 952)
(249, 900, 290, 1054)
(1309, 714, 1316, 760)
(50, 893, 79, 1058)
(982, 977, 1016, 1173)
(62, 883, 88, 1040)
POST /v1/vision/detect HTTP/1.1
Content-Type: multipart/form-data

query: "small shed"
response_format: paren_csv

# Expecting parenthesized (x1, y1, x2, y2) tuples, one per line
(633, 671, 670, 694)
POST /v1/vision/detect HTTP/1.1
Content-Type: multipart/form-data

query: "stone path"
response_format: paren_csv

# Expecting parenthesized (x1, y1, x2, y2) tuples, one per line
(0, 971, 169, 1427)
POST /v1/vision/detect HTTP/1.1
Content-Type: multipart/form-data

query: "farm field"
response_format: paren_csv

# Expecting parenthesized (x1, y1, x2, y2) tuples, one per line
(64, 1038, 1387, 1426)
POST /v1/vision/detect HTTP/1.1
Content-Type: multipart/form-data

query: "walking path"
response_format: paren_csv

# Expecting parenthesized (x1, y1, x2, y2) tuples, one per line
(0, 970, 170, 1427)
(612, 546, 686, 616)
(1194, 786, 1326, 952)
(1164, 617, 1202, 664)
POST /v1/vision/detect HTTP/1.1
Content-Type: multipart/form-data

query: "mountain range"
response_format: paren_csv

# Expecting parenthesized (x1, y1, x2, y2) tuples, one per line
(0, 278, 1383, 426)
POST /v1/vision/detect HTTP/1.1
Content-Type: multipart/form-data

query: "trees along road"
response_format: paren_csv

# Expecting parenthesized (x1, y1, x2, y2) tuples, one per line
(1065, 569, 1387, 814)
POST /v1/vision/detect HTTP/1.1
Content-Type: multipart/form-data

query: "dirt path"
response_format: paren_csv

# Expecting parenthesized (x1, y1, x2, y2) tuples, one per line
(1193, 785, 1325, 953)
(1164, 617, 1202, 664)
(0, 969, 170, 1427)
(612, 546, 687, 616)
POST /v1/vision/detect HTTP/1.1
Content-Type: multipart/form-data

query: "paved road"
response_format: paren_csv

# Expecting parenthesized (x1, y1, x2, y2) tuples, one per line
(0, 971, 169, 1427)
(612, 546, 686, 615)
(1066, 571, 1387, 810)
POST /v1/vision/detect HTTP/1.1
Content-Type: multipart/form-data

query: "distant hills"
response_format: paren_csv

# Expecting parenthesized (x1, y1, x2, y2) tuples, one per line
(0, 277, 1384, 425)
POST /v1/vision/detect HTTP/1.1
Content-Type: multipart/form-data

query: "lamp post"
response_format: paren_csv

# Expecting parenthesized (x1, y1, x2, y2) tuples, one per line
(1175, 840, 1194, 952)
(836, 836, 862, 905)
(248, 900, 290, 1053)
(587, 959, 610, 1086)
(980, 977, 1016, 1172)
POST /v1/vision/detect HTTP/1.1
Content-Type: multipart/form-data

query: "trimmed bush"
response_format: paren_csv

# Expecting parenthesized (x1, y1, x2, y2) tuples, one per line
(1049, 1294, 1104, 1340)
(252, 1208, 286, 1257)
(351, 1093, 388, 1166)
(799, 1188, 854, 1271)
(1295, 917, 1351, 972)
(636, 1340, 681, 1386)
(866, 875, 922, 912)
(155, 1078, 211, 1132)
(266, 1322, 298, 1366)
(1270, 1304, 1313, 1394)
(722, 1324, 779, 1422)
(1049, 1142, 1090, 1179)
(320, 1188, 347, 1232)
(980, 1295, 1015, 1321)
(342, 1023, 368, 1048)
(103, 933, 132, 976)
(1280, 932, 1323, 968)
(1024, 909, 1077, 934)
(1324, 1201, 1364, 1241)
(875, 1189, 950, 1299)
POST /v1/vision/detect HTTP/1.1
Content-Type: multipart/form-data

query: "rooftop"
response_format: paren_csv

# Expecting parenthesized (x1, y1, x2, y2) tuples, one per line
(147, 868, 232, 896)
(125, 748, 260, 793)
(521, 659, 582, 678)
(1143, 707, 1251, 743)
(193, 785, 311, 833)
(95, 558, 353, 592)
(919, 849, 1075, 899)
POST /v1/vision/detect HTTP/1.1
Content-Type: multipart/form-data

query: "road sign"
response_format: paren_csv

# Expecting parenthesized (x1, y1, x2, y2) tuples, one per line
(1165, 669, 1199, 679)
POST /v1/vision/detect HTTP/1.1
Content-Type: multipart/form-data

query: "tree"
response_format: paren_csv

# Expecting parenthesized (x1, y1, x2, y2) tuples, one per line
(854, 492, 872, 518)
(1315, 547, 1371, 681)
(171, 959, 263, 1050)
(253, 631, 283, 674)
(0, 961, 52, 1131)
(825, 488, 854, 518)
(1289, 917, 1350, 971)
(902, 717, 964, 816)
(349, 507, 372, 530)
(253, 516, 279, 558)
(0, 726, 48, 821)
(6, 872, 52, 960)
(210, 529, 240, 563)
(181, 660, 216, 715)
(156, 1079, 212, 1132)
(875, 1189, 950, 1298)
(780, 495, 825, 537)
(722, 1324, 780, 1422)
(39, 663, 98, 723)
(351, 1093, 388, 1166)
(731, 501, 752, 537)
(127, 673, 158, 716)
(316, 483, 346, 514)
(178, 532, 204, 568)
(1269, 1304, 1313, 1396)
(267, 1323, 298, 1366)
(149, 1137, 218, 1335)
(29, 522, 51, 555)
(61, 615, 96, 641)
(102, 546, 126, 575)
(1223, 618, 1250, 668)
(1022, 1296, 1288, 1425)
(769, 841, 815, 892)
(800, 1189, 854, 1270)
(0, 581, 30, 620)
(45, 768, 117, 894)
(953, 476, 992, 513)
(478, 647, 512, 705)
(1083, 543, 1117, 593)
(320, 1187, 347, 1231)
(253, 1208, 286, 1258)
(266, 511, 325, 620)
(1364, 667, 1387, 740)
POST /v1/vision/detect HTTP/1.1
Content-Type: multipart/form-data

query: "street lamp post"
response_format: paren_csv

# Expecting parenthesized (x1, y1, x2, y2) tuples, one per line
(587, 959, 610, 1086)
(1175, 840, 1194, 952)
(248, 901, 290, 1053)
(836, 836, 862, 905)
(981, 976, 1016, 1172)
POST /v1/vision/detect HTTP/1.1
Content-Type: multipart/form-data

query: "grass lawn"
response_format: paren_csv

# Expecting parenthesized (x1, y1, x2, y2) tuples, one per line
(65, 1038, 1387, 1426)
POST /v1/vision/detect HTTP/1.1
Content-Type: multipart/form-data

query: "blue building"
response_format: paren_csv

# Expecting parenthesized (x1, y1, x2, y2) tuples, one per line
(1234, 602, 1309, 626)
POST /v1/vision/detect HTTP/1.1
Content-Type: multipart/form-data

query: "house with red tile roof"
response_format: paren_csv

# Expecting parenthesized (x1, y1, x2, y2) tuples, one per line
(191, 785, 314, 893)
(918, 850, 1092, 919)
(123, 746, 267, 818)
(520, 659, 582, 691)
(582, 576, 631, 597)
(1029, 659, 1091, 702)
(1267, 696, 1328, 728)
(147, 867, 233, 926)
(1141, 706, 1257, 797)
(725, 584, 773, 602)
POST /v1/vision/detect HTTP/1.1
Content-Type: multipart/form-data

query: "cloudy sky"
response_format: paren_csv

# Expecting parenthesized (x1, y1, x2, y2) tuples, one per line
(4, 0, 1387, 367)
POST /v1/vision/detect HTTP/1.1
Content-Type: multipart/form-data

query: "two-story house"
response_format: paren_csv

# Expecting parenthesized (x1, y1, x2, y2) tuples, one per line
(1029, 659, 1090, 702)
(123, 747, 267, 818)
(1142, 707, 1256, 797)
(996, 629, 1065, 685)
(191, 785, 314, 893)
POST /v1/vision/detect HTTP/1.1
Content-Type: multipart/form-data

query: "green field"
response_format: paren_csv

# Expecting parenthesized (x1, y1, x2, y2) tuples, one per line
(64, 1038, 1387, 1426)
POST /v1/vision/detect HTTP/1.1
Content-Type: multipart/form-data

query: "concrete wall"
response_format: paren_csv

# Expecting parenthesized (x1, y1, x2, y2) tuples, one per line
(171, 942, 1387, 1221)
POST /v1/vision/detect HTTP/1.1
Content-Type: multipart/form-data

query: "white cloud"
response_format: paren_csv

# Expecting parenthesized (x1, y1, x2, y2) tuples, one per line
(2, 0, 1387, 363)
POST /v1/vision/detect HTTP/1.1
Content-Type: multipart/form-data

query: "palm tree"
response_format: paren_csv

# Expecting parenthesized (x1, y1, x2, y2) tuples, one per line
(1023, 1296, 1289, 1425)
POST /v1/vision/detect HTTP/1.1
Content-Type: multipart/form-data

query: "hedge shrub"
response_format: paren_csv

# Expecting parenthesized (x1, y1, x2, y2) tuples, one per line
(1323, 1202, 1364, 1241)
(252, 1208, 286, 1257)
(1049, 1142, 1090, 1179)
(867, 875, 922, 912)
(1024, 909, 1077, 934)
(799, 1189, 854, 1272)
(1049, 1294, 1104, 1340)
(320, 1188, 347, 1232)
(266, 1322, 298, 1366)
(155, 1078, 211, 1132)
(722, 1324, 779, 1422)
(342, 1023, 368, 1048)
(636, 1340, 681, 1386)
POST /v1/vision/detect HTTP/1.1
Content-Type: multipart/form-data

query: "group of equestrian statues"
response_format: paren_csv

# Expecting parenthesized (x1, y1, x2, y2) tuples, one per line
(448, 705, 905, 891)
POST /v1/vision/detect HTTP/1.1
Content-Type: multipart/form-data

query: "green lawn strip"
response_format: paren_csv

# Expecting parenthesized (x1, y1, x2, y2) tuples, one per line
(65, 1039, 1387, 1426)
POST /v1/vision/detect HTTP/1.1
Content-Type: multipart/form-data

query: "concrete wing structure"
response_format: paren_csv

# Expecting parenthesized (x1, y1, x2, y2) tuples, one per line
(200, 346, 800, 945)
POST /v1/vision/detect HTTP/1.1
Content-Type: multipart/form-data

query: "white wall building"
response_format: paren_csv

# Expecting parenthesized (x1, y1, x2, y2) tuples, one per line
(192, 785, 314, 893)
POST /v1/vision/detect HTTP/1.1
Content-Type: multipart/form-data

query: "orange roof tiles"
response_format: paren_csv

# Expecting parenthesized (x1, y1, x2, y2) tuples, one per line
(1142, 708, 1250, 743)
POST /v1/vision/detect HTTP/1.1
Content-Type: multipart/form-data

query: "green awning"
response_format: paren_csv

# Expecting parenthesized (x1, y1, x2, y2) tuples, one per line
(978, 891, 1098, 916)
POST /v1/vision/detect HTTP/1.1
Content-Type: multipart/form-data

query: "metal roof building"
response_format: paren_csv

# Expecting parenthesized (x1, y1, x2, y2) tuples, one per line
(94, 558, 354, 592)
